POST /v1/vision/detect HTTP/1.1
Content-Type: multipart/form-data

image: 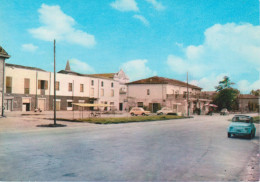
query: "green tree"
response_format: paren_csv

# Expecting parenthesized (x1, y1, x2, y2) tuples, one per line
(250, 89, 260, 96)
(215, 76, 235, 92)
(213, 88, 240, 111)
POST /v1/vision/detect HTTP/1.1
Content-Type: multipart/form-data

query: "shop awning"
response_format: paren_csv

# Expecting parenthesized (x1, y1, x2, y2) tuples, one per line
(72, 103, 114, 107)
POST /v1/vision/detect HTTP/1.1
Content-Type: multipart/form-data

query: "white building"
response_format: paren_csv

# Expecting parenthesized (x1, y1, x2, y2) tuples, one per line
(90, 69, 129, 111)
(127, 76, 211, 115)
(4, 62, 120, 112)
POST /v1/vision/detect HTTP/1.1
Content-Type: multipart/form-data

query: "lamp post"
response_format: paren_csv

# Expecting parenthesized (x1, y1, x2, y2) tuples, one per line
(54, 39, 56, 125)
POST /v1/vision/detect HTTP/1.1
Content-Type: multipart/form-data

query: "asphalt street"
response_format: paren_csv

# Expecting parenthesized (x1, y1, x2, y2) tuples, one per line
(0, 114, 259, 181)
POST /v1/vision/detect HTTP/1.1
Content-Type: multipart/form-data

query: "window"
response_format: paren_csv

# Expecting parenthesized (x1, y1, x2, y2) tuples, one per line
(6, 77, 12, 93)
(80, 84, 84, 92)
(67, 102, 72, 107)
(111, 89, 114, 97)
(38, 80, 48, 90)
(147, 89, 150, 95)
(55, 81, 60, 91)
(90, 88, 94, 97)
(68, 83, 72, 92)
(101, 81, 104, 87)
(137, 102, 143, 107)
(91, 80, 94, 86)
(101, 89, 104, 96)
(111, 82, 114, 87)
(24, 78, 30, 94)
(183, 91, 187, 98)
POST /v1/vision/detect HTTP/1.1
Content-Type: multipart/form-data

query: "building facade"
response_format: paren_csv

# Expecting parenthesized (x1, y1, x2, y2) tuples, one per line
(4, 63, 120, 112)
(90, 69, 130, 111)
(238, 94, 259, 112)
(0, 46, 10, 116)
(127, 76, 211, 115)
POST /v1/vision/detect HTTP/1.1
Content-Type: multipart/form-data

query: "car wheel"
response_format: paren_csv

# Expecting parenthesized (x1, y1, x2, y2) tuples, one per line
(158, 112, 163, 115)
(142, 113, 146, 116)
(130, 113, 135, 116)
(247, 132, 253, 139)
(250, 131, 254, 139)
(227, 133, 231, 138)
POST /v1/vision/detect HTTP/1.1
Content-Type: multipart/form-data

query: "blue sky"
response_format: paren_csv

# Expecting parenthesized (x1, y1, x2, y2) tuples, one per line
(0, 0, 259, 93)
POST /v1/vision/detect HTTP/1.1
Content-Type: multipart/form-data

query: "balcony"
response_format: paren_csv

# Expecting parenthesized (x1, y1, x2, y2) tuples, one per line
(167, 94, 212, 100)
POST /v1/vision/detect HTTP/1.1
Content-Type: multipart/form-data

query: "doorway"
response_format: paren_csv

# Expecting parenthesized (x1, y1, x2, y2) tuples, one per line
(119, 103, 123, 111)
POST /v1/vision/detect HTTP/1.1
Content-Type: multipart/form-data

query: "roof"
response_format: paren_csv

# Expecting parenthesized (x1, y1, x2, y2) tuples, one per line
(58, 70, 114, 80)
(6, 63, 46, 72)
(127, 76, 202, 90)
(58, 70, 85, 76)
(89, 73, 115, 79)
(0, 46, 10, 58)
(238, 94, 259, 99)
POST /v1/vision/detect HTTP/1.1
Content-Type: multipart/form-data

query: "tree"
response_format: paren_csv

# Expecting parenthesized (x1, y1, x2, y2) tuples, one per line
(213, 88, 240, 111)
(250, 89, 260, 96)
(213, 76, 239, 111)
(215, 76, 235, 92)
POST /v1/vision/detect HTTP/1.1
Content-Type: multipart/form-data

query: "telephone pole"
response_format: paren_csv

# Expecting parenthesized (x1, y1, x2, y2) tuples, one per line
(187, 72, 189, 117)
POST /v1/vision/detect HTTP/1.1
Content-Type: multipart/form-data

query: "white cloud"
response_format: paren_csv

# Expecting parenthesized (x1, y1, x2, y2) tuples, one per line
(133, 15, 149, 26)
(145, 0, 165, 11)
(167, 55, 207, 77)
(121, 59, 157, 81)
(21, 44, 38, 52)
(190, 73, 229, 91)
(237, 79, 260, 94)
(29, 4, 96, 47)
(69, 58, 95, 73)
(167, 23, 260, 92)
(110, 0, 139, 12)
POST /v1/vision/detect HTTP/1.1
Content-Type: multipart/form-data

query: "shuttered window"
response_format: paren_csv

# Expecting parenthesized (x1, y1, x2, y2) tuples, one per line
(55, 81, 60, 91)
(38, 80, 48, 90)
(68, 83, 72, 92)
(6, 77, 12, 93)
(80, 84, 84, 92)
(24, 78, 30, 94)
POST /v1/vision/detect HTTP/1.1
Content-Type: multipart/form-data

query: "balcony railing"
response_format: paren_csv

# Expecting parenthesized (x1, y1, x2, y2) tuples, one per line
(167, 94, 212, 100)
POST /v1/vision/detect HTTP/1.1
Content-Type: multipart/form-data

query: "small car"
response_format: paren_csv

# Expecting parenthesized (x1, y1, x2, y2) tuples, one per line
(130, 107, 151, 116)
(157, 107, 175, 115)
(227, 115, 256, 139)
(220, 108, 229, 115)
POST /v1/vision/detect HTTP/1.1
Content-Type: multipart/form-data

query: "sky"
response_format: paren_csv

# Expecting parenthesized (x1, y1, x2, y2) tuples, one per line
(0, 0, 259, 93)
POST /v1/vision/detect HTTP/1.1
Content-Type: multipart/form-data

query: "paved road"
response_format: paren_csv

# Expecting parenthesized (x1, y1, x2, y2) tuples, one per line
(0, 114, 259, 181)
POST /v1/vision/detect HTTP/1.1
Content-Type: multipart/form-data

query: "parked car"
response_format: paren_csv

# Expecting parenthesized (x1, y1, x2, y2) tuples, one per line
(157, 107, 175, 115)
(227, 115, 256, 139)
(130, 107, 151, 116)
(220, 108, 229, 115)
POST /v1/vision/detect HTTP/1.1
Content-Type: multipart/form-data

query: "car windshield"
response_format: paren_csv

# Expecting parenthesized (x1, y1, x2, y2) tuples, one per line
(232, 116, 252, 123)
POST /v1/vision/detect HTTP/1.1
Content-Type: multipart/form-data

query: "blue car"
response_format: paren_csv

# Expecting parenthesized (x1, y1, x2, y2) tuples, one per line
(227, 115, 256, 139)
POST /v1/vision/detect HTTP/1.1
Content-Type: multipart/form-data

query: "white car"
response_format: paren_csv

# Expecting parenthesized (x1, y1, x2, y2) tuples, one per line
(157, 107, 175, 115)
(130, 107, 151, 116)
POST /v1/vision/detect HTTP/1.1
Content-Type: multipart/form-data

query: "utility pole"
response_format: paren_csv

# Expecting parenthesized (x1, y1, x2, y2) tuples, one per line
(54, 39, 57, 125)
(187, 72, 189, 117)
